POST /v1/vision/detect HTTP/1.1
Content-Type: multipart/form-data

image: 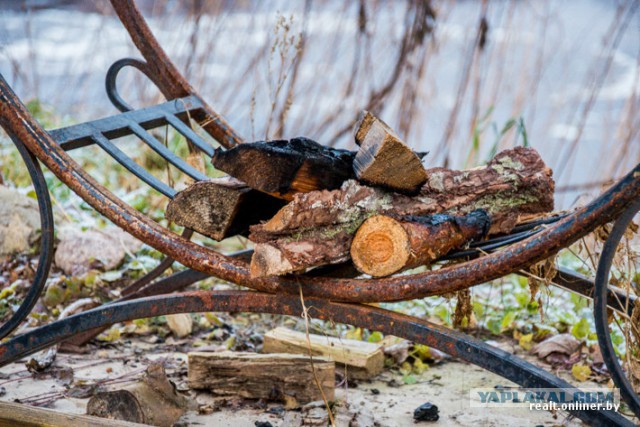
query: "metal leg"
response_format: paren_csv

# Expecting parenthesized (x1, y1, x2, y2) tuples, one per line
(594, 197, 640, 418)
(0, 140, 54, 340)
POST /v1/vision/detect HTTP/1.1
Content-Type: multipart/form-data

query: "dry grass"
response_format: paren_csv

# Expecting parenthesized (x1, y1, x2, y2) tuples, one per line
(1, 1, 637, 209)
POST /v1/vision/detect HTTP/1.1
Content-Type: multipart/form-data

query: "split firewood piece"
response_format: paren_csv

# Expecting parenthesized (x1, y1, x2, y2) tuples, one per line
(165, 176, 285, 241)
(351, 210, 491, 277)
(87, 363, 190, 427)
(263, 327, 384, 379)
(211, 137, 356, 200)
(250, 226, 353, 277)
(353, 111, 427, 194)
(188, 351, 334, 405)
(255, 147, 554, 237)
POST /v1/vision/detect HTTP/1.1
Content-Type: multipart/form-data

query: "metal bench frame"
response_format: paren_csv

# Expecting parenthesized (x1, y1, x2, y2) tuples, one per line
(0, 1, 638, 425)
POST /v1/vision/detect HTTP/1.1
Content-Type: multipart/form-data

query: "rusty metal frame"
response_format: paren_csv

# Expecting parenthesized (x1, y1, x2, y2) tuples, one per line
(2, 73, 638, 302)
(0, 1, 639, 424)
(0, 291, 632, 426)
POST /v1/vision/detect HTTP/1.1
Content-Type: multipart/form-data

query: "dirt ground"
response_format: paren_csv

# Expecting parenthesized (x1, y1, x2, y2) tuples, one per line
(0, 336, 601, 427)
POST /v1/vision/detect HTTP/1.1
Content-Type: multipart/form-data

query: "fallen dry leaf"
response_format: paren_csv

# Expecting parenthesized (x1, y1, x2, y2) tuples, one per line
(166, 313, 193, 338)
(531, 333, 581, 358)
(571, 364, 592, 382)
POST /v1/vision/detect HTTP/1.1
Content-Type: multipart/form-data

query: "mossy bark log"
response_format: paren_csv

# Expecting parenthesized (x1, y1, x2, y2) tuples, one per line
(249, 147, 554, 277)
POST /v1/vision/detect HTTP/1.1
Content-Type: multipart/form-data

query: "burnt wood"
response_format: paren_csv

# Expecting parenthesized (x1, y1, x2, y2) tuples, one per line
(211, 137, 356, 200)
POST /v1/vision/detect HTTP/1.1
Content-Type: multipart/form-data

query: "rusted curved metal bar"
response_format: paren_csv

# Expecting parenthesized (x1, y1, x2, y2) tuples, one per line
(594, 197, 640, 418)
(109, 0, 243, 149)
(0, 139, 54, 339)
(0, 290, 631, 426)
(1, 74, 639, 305)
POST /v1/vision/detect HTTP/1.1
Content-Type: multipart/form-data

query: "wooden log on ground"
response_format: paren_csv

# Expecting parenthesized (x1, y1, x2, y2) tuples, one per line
(0, 400, 145, 427)
(248, 147, 553, 277)
(353, 111, 427, 194)
(165, 176, 284, 241)
(188, 351, 334, 405)
(87, 363, 189, 427)
(211, 137, 355, 200)
(350, 210, 491, 277)
(263, 327, 384, 379)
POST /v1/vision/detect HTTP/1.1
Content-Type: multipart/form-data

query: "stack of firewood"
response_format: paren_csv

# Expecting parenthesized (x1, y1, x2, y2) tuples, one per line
(167, 111, 554, 278)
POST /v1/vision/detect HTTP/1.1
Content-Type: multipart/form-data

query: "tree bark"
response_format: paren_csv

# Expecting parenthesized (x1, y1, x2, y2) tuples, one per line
(252, 147, 553, 236)
(250, 227, 353, 277)
(211, 137, 355, 200)
(165, 176, 284, 241)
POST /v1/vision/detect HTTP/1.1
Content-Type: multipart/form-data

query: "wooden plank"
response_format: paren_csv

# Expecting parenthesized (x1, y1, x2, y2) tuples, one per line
(0, 400, 144, 427)
(188, 351, 334, 405)
(263, 327, 384, 379)
(353, 111, 427, 194)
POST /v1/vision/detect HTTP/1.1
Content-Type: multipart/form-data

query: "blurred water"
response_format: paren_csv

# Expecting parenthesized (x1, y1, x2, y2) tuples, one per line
(0, 0, 638, 208)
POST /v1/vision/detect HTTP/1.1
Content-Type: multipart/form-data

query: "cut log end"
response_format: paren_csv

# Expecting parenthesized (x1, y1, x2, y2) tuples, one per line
(87, 363, 188, 427)
(250, 243, 295, 278)
(86, 390, 145, 424)
(352, 211, 491, 277)
(350, 215, 410, 277)
(165, 177, 284, 241)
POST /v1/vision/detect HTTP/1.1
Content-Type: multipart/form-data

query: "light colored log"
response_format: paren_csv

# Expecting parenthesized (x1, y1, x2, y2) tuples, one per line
(263, 327, 384, 379)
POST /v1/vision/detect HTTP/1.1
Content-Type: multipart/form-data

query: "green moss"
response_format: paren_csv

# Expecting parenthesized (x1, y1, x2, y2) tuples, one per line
(43, 284, 65, 307)
(428, 172, 445, 191)
(456, 192, 539, 215)
(321, 219, 365, 239)
(497, 155, 524, 171)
